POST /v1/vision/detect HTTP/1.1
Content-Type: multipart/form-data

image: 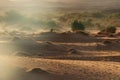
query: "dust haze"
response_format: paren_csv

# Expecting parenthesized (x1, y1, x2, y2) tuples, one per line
(0, 0, 120, 80)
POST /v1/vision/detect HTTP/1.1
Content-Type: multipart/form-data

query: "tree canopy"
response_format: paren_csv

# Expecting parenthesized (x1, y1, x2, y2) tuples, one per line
(71, 20, 85, 31)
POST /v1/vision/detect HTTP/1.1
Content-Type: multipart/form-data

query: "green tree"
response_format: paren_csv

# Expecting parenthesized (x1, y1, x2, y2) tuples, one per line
(71, 20, 85, 31)
(47, 21, 57, 29)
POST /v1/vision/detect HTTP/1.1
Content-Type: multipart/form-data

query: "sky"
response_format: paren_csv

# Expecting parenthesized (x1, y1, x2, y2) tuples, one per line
(0, 0, 119, 15)
(0, 0, 120, 8)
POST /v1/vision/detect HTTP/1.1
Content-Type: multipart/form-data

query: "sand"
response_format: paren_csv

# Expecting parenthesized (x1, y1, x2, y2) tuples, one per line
(0, 56, 120, 80)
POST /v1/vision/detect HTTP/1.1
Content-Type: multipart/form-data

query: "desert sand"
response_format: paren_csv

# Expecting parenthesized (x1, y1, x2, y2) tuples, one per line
(0, 56, 120, 80)
(0, 32, 120, 80)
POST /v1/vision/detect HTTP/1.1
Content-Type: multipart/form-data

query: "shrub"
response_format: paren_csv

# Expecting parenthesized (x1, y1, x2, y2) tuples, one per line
(106, 26, 116, 33)
(103, 40, 112, 45)
(71, 20, 85, 31)
(99, 26, 117, 36)
(108, 34, 115, 37)
(92, 12, 104, 18)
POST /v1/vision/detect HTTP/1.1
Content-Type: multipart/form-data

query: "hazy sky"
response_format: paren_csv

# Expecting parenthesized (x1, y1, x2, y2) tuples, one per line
(0, 0, 120, 12)
(0, 0, 120, 8)
(0, 0, 120, 32)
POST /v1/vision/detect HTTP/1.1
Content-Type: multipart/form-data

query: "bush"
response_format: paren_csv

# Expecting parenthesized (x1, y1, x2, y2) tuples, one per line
(108, 34, 115, 37)
(71, 20, 85, 31)
(106, 26, 116, 33)
(103, 40, 112, 45)
(92, 12, 104, 18)
(99, 26, 117, 35)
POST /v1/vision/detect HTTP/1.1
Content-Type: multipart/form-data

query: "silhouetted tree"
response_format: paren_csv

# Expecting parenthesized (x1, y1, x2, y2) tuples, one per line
(47, 21, 57, 29)
(71, 20, 85, 31)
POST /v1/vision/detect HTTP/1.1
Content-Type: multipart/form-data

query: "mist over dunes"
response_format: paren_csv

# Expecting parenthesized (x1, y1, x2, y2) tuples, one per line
(0, 0, 120, 33)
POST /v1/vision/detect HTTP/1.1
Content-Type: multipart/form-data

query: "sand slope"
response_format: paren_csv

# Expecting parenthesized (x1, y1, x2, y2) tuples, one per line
(1, 56, 119, 80)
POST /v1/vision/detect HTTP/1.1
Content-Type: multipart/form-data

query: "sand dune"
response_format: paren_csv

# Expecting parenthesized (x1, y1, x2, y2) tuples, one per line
(0, 56, 120, 80)
(0, 32, 120, 80)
